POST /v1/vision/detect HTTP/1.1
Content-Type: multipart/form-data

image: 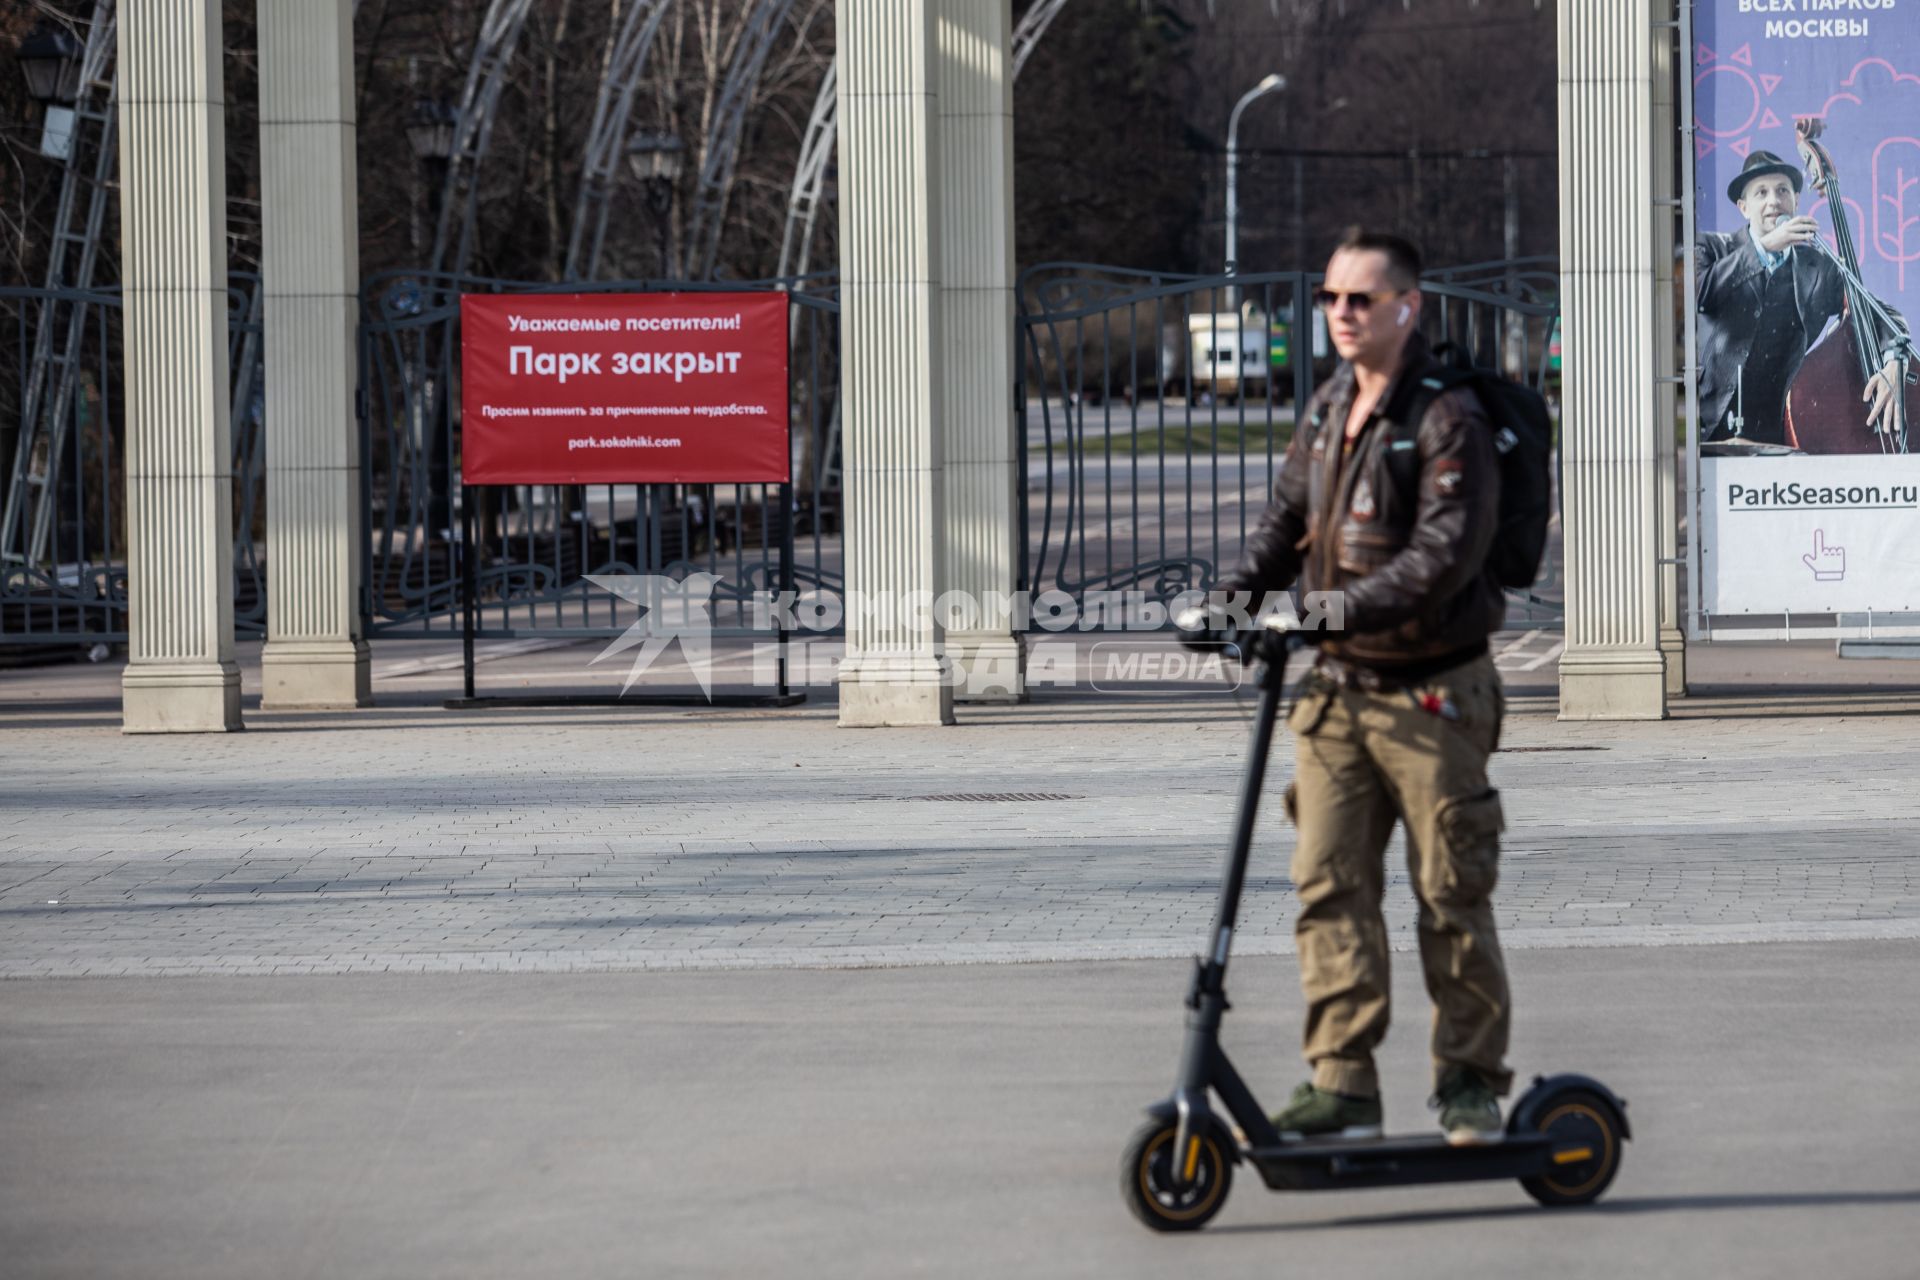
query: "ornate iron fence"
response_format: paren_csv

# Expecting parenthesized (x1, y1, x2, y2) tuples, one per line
(5, 258, 1555, 652)
(0, 277, 268, 646)
(357, 270, 842, 638)
(1016, 259, 1563, 629)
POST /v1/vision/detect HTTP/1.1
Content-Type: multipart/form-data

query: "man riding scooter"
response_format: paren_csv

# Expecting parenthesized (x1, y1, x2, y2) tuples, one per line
(1189, 228, 1512, 1146)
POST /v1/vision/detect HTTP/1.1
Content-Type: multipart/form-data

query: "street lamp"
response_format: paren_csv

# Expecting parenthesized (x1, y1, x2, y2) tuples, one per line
(404, 97, 460, 539)
(623, 130, 691, 533)
(405, 97, 457, 263)
(17, 21, 85, 159)
(626, 131, 687, 195)
(1224, 73, 1286, 281)
(17, 21, 82, 106)
(626, 131, 686, 277)
(405, 96, 459, 166)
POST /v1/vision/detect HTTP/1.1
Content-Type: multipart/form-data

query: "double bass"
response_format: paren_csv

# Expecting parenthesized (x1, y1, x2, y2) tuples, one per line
(1783, 117, 1916, 454)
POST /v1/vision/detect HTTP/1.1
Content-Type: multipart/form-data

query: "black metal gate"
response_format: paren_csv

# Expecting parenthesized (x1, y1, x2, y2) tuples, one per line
(7, 259, 1555, 652)
(356, 270, 842, 639)
(0, 277, 268, 647)
(1015, 259, 1564, 628)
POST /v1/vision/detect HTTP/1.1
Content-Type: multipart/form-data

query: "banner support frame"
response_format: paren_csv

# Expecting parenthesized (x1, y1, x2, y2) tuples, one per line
(442, 479, 806, 711)
(461, 488, 478, 700)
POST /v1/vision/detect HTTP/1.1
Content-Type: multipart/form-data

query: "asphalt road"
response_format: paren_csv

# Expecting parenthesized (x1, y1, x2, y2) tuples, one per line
(6, 941, 1918, 1280)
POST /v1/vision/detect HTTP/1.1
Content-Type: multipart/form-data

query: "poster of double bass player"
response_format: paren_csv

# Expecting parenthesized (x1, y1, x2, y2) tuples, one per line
(1692, 7, 1920, 619)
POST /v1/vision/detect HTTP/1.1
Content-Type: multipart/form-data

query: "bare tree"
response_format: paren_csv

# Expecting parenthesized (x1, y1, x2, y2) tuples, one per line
(5, 0, 1558, 290)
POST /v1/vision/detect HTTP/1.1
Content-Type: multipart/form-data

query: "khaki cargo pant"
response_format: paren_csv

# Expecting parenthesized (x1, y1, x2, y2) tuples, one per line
(1282, 652, 1512, 1098)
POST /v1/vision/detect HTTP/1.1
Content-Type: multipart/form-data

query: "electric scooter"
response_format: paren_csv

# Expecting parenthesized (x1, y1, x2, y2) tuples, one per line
(1122, 621, 1629, 1232)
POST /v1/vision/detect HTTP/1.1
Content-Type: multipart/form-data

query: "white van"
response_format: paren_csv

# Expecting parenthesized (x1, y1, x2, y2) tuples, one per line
(1159, 307, 1300, 405)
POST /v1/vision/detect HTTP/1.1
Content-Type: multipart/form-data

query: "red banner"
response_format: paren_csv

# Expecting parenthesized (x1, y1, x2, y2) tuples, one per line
(459, 291, 790, 484)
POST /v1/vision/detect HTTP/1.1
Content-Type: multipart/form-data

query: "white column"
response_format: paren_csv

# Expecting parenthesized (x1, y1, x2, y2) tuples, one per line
(835, 0, 955, 726)
(1556, 0, 1667, 720)
(117, 0, 241, 733)
(259, 0, 370, 708)
(936, 0, 1023, 703)
(1651, 1, 1687, 696)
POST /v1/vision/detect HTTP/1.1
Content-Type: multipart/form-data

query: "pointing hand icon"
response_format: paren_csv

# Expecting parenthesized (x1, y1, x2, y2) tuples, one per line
(1802, 529, 1846, 582)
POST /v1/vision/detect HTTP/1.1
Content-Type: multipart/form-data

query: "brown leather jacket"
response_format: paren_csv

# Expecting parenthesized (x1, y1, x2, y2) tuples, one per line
(1221, 334, 1506, 675)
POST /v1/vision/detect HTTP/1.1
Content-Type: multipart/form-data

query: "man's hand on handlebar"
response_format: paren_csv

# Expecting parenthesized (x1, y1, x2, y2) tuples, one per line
(1175, 607, 1297, 664)
(1174, 604, 1237, 652)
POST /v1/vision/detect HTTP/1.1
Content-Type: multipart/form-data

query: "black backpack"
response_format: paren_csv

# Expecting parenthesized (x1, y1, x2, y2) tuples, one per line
(1377, 342, 1554, 590)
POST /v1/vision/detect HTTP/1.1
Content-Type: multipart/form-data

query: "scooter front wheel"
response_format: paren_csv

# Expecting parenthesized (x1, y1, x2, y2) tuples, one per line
(1120, 1119, 1234, 1231)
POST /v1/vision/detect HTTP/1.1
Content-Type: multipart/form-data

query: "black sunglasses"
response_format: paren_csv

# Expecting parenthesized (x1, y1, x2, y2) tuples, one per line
(1312, 288, 1405, 313)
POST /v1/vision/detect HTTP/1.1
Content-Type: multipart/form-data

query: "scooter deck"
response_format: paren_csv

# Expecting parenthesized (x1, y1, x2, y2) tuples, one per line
(1244, 1130, 1561, 1192)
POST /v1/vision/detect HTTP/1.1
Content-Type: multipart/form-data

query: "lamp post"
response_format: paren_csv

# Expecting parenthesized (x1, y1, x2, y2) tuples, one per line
(405, 97, 459, 539)
(1224, 73, 1286, 283)
(625, 131, 686, 279)
(406, 96, 458, 166)
(623, 132, 690, 552)
(17, 20, 85, 159)
(405, 96, 458, 260)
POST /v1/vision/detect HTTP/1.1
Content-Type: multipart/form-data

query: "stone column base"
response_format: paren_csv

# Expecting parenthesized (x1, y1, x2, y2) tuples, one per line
(1558, 650, 1667, 721)
(262, 639, 372, 709)
(947, 630, 1026, 704)
(1659, 627, 1687, 699)
(123, 663, 243, 734)
(838, 652, 956, 727)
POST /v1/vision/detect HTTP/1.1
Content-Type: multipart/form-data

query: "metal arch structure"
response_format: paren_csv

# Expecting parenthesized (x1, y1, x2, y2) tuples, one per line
(427, 0, 537, 279)
(774, 59, 834, 281)
(567, 0, 809, 283)
(1010, 0, 1073, 80)
(684, 0, 802, 282)
(562, 0, 674, 281)
(2, 0, 118, 571)
(774, 0, 1066, 282)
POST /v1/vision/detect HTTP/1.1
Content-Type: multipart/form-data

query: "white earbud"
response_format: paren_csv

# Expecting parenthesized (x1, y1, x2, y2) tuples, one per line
(1397, 303, 1411, 325)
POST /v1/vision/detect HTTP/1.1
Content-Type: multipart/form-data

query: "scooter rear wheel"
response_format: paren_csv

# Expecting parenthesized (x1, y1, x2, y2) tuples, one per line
(1518, 1087, 1624, 1207)
(1120, 1119, 1234, 1231)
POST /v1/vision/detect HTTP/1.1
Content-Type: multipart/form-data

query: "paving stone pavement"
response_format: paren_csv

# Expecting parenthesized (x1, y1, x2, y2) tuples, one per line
(4, 636, 1920, 976)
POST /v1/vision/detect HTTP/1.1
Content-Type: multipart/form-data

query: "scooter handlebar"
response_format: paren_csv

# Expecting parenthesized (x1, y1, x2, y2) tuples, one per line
(1176, 608, 1313, 667)
(1222, 621, 1312, 668)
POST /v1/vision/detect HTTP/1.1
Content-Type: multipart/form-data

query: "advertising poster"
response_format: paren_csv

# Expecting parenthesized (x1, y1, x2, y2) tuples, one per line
(460, 291, 790, 485)
(1692, 5, 1920, 614)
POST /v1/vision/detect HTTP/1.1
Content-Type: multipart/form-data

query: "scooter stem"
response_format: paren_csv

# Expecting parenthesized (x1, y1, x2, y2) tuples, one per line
(1170, 641, 1296, 1185)
(1204, 647, 1291, 982)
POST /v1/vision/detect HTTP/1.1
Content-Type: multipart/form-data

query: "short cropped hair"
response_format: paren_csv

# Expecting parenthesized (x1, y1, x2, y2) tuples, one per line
(1333, 228, 1423, 290)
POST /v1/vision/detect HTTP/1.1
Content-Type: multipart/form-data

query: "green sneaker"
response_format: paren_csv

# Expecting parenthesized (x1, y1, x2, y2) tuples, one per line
(1433, 1065, 1503, 1146)
(1271, 1082, 1383, 1142)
